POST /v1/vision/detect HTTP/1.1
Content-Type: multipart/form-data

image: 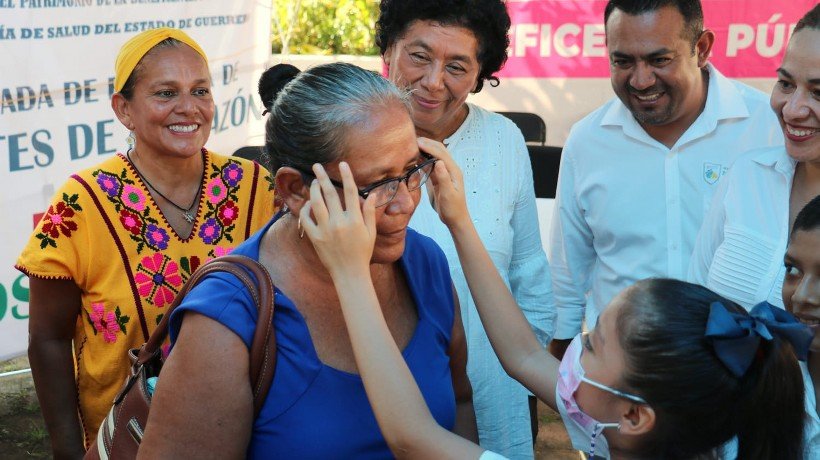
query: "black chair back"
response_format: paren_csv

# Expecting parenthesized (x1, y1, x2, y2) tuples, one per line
(497, 111, 547, 145)
(527, 145, 562, 199)
(232, 146, 270, 171)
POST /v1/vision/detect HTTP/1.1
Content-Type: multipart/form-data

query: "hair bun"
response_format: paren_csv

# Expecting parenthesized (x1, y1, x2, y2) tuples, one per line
(258, 63, 300, 112)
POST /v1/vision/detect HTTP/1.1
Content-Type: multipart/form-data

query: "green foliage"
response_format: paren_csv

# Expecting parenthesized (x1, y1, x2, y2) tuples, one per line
(272, 0, 381, 55)
(0, 390, 33, 416)
(21, 420, 48, 447)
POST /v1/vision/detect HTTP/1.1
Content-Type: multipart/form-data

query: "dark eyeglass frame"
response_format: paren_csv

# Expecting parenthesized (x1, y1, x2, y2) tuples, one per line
(288, 152, 438, 207)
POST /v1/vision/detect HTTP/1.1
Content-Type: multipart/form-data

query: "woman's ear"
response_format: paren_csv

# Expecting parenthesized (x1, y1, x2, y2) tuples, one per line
(275, 167, 310, 215)
(381, 48, 394, 80)
(381, 47, 393, 67)
(619, 403, 655, 436)
(111, 93, 134, 131)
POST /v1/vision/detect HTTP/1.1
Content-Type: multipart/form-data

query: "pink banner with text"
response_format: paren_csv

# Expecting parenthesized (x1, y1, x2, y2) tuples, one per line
(502, 0, 816, 78)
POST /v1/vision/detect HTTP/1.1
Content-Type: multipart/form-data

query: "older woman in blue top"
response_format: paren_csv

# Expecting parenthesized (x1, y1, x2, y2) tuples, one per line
(137, 62, 477, 458)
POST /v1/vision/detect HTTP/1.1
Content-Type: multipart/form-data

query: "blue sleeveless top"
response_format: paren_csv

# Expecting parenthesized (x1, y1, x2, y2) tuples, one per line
(169, 217, 457, 459)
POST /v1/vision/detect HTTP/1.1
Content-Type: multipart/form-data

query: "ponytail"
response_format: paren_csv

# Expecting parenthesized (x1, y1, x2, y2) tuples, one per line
(735, 337, 804, 459)
(615, 279, 808, 459)
(703, 301, 811, 459)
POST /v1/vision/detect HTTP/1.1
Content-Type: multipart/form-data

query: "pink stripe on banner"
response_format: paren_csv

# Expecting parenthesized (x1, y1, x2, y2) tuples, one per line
(501, 0, 815, 78)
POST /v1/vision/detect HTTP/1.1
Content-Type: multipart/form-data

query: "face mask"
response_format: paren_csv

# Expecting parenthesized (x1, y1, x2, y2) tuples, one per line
(556, 333, 647, 458)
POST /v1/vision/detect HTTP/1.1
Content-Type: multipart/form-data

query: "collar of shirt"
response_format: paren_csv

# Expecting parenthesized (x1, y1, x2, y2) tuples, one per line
(443, 103, 476, 151)
(751, 145, 797, 178)
(599, 64, 750, 149)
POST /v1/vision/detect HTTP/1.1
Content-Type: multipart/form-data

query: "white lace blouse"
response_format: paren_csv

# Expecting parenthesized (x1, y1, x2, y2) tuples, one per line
(410, 103, 555, 459)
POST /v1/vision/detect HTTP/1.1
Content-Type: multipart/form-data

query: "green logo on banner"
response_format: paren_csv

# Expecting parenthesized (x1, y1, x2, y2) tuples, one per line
(0, 275, 30, 321)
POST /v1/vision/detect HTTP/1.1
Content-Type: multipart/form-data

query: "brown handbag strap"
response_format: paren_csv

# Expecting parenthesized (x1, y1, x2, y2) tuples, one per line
(138, 254, 276, 418)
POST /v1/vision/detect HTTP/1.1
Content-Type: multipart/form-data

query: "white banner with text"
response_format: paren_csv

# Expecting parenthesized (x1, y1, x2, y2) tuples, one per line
(0, 0, 271, 360)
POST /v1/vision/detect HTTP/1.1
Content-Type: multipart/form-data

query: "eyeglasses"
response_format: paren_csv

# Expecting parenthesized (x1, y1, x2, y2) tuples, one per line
(290, 153, 437, 208)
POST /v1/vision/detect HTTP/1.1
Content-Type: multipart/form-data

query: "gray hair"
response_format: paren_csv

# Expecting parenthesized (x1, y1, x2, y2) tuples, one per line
(261, 62, 412, 172)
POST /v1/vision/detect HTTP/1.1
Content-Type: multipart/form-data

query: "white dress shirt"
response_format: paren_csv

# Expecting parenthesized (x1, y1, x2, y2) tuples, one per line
(410, 103, 555, 460)
(549, 65, 782, 339)
(689, 146, 793, 309)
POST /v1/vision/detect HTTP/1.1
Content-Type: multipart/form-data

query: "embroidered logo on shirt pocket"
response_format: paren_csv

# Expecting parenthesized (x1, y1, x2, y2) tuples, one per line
(702, 163, 728, 185)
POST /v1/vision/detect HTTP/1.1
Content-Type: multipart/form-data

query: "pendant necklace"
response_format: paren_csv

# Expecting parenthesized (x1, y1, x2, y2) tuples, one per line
(127, 149, 204, 223)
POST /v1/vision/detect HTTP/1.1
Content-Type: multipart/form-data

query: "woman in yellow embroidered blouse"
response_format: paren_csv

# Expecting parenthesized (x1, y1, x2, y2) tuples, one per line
(15, 28, 275, 457)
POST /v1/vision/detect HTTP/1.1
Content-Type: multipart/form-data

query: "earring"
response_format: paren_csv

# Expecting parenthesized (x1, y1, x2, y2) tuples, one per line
(126, 131, 135, 153)
(297, 217, 304, 239)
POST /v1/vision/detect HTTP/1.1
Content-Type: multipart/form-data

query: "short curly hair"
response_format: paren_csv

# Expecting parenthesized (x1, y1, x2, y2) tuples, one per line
(376, 0, 510, 93)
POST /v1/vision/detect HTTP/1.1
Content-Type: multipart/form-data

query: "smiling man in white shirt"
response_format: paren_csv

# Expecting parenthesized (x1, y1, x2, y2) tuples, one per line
(548, 0, 783, 357)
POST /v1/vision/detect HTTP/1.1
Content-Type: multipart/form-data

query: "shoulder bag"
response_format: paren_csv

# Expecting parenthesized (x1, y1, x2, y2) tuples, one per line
(84, 254, 277, 459)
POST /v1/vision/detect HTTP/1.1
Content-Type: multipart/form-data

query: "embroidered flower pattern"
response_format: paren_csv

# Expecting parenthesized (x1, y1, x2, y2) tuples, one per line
(93, 167, 165, 253)
(86, 302, 129, 344)
(121, 184, 147, 212)
(96, 173, 121, 197)
(205, 177, 228, 205)
(145, 224, 170, 250)
(198, 218, 222, 245)
(212, 246, 232, 258)
(92, 156, 246, 256)
(217, 200, 239, 226)
(35, 193, 82, 249)
(135, 253, 183, 308)
(222, 163, 243, 187)
(197, 159, 245, 246)
(204, 246, 233, 263)
(119, 210, 142, 235)
(179, 255, 202, 277)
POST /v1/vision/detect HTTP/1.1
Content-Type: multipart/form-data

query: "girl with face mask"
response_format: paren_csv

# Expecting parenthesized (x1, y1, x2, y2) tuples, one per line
(300, 139, 811, 459)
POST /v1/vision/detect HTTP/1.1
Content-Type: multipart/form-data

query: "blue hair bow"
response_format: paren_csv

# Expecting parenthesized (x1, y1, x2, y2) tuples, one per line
(705, 301, 813, 378)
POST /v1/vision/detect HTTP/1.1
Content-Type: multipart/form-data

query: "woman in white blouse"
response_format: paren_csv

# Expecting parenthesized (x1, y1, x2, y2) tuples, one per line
(689, 5, 820, 310)
(376, 1, 554, 457)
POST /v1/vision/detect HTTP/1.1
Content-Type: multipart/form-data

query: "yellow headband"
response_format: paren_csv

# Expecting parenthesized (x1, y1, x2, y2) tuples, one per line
(114, 27, 208, 93)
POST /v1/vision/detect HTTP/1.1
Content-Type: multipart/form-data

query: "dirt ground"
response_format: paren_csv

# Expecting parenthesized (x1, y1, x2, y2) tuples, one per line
(534, 401, 578, 459)
(0, 358, 49, 459)
(0, 357, 576, 459)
